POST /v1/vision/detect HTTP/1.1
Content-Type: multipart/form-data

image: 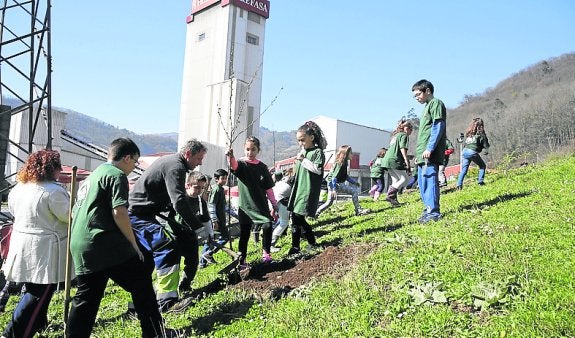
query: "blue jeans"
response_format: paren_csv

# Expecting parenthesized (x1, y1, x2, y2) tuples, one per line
(3, 283, 55, 338)
(457, 149, 486, 187)
(417, 162, 441, 217)
(316, 181, 361, 216)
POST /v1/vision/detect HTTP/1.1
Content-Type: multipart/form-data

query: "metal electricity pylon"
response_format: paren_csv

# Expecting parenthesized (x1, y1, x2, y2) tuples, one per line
(0, 0, 52, 199)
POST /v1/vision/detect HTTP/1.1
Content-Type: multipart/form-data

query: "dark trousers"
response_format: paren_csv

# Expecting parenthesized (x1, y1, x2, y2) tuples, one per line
(173, 225, 199, 286)
(66, 255, 164, 338)
(237, 208, 272, 258)
(3, 283, 56, 338)
(290, 213, 316, 249)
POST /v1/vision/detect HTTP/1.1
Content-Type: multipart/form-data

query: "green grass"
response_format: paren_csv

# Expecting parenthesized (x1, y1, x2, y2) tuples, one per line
(2, 154, 575, 337)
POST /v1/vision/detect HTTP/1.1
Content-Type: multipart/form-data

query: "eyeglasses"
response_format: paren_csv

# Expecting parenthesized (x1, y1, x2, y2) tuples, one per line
(131, 156, 140, 166)
(413, 91, 424, 98)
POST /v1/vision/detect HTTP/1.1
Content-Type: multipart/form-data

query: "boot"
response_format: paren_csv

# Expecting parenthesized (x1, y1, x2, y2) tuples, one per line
(373, 191, 380, 201)
(385, 187, 401, 207)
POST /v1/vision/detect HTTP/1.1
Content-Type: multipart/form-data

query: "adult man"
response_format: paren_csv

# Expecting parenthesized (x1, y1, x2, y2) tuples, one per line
(129, 139, 207, 312)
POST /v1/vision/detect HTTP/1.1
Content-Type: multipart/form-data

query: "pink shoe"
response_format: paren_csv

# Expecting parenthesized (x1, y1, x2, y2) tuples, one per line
(262, 252, 273, 263)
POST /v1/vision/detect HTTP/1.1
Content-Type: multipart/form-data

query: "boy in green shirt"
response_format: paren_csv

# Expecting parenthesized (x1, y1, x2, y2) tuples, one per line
(412, 80, 447, 224)
(67, 138, 169, 338)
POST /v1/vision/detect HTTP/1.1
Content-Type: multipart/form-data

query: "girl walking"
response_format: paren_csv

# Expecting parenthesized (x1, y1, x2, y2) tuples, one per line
(316, 145, 369, 217)
(456, 117, 490, 189)
(382, 121, 413, 206)
(369, 148, 387, 201)
(287, 121, 327, 255)
(227, 136, 278, 265)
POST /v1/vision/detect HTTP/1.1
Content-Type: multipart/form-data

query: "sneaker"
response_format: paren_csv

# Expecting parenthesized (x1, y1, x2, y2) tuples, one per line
(287, 247, 301, 256)
(270, 246, 281, 253)
(439, 182, 447, 187)
(418, 214, 442, 224)
(456, 185, 463, 191)
(355, 208, 371, 216)
(198, 263, 207, 269)
(201, 252, 217, 265)
(478, 182, 485, 186)
(262, 252, 273, 263)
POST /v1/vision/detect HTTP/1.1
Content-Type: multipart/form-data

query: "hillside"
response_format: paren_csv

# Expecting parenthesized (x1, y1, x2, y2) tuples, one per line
(3, 152, 574, 336)
(445, 53, 575, 165)
(61, 108, 179, 156)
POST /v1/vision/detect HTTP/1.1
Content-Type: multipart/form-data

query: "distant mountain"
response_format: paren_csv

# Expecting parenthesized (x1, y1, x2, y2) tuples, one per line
(61, 108, 179, 155)
(7, 52, 574, 167)
(60, 108, 298, 163)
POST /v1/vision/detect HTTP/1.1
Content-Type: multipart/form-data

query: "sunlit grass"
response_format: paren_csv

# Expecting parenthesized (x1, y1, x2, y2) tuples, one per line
(1, 154, 574, 337)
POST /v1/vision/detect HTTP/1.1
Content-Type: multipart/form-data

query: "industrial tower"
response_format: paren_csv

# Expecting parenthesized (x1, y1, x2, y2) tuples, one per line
(0, 0, 53, 202)
(179, 0, 270, 163)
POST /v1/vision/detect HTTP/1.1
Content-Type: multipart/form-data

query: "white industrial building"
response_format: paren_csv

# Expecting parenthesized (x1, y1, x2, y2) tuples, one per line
(313, 115, 391, 166)
(3, 108, 105, 183)
(179, 0, 270, 177)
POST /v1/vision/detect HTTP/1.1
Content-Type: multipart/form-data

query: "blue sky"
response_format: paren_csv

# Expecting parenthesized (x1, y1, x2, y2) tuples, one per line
(48, 1, 574, 134)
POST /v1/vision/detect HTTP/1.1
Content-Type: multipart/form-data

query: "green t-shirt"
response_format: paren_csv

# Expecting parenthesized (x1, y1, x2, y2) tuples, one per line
(463, 133, 490, 153)
(71, 163, 136, 275)
(208, 183, 226, 225)
(233, 160, 275, 224)
(370, 157, 385, 178)
(288, 147, 325, 216)
(415, 97, 447, 165)
(382, 132, 410, 170)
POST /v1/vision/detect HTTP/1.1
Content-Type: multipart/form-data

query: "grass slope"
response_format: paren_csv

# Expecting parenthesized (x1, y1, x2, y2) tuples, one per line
(1, 154, 574, 337)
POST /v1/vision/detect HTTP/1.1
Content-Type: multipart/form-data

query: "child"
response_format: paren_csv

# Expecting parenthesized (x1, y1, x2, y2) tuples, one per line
(202, 169, 230, 266)
(178, 172, 211, 289)
(227, 136, 278, 265)
(382, 121, 413, 206)
(369, 148, 387, 201)
(316, 145, 369, 217)
(68, 138, 168, 336)
(456, 118, 490, 189)
(287, 121, 327, 254)
(270, 171, 293, 252)
(439, 138, 455, 187)
(412, 79, 447, 224)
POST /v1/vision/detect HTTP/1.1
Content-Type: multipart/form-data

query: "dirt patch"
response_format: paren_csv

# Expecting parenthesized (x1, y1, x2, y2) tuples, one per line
(229, 244, 371, 298)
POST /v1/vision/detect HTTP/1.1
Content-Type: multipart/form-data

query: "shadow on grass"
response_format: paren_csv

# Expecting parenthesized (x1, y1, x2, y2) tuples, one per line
(183, 298, 257, 336)
(357, 222, 407, 236)
(313, 215, 346, 227)
(457, 191, 532, 212)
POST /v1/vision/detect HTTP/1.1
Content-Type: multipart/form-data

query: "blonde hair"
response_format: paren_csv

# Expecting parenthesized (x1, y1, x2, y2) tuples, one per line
(335, 145, 352, 165)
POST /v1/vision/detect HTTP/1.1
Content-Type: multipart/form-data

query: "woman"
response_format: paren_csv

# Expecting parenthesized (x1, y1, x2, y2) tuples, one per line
(2, 150, 70, 338)
(456, 117, 490, 190)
